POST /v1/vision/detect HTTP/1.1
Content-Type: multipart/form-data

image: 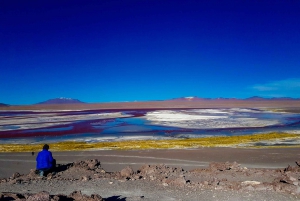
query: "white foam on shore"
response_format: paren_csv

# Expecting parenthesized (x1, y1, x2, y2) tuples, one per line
(80, 135, 173, 143)
(143, 109, 282, 129)
(146, 110, 227, 122)
(0, 112, 131, 131)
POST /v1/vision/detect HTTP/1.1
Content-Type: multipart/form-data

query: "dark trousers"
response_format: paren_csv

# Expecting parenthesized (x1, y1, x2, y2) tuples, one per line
(38, 159, 56, 176)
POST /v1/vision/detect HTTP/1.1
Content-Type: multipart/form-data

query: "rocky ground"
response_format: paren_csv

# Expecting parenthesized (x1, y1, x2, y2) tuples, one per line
(1, 159, 300, 201)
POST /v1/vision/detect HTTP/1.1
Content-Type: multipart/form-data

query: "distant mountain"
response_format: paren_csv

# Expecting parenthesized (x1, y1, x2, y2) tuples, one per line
(170, 96, 241, 101)
(244, 96, 266, 101)
(37, 98, 85, 104)
(169, 96, 299, 101)
(0, 103, 9, 107)
(170, 96, 211, 101)
(214, 97, 238, 100)
(245, 96, 300, 101)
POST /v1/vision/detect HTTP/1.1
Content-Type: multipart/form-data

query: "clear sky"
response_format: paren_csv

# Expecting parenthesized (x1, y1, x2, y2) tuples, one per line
(1, 0, 300, 104)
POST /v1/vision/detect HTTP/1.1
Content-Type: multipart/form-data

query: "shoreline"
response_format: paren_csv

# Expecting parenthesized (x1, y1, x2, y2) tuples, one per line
(1, 132, 300, 152)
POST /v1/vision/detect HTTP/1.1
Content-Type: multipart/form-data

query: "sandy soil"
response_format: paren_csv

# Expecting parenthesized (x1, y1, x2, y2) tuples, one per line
(1, 147, 300, 178)
(1, 148, 300, 200)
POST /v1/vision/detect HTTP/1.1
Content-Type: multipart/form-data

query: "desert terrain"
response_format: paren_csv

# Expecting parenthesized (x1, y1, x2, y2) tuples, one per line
(1, 148, 300, 200)
(1, 101, 300, 200)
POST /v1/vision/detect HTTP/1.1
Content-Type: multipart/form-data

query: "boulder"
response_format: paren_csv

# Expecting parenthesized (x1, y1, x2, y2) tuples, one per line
(120, 166, 134, 178)
(73, 159, 101, 170)
(69, 191, 103, 201)
(27, 191, 50, 201)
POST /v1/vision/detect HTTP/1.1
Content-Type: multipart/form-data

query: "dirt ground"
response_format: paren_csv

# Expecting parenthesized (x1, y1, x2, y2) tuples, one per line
(1, 148, 300, 200)
(1, 147, 300, 178)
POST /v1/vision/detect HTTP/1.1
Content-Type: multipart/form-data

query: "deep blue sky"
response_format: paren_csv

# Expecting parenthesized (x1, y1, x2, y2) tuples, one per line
(1, 0, 300, 104)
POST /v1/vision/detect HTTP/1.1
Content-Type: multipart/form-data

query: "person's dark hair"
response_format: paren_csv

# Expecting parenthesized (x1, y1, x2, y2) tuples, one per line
(43, 144, 49, 150)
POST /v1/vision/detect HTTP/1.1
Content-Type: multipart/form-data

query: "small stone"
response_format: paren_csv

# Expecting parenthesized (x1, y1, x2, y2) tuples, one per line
(134, 175, 141, 180)
(241, 181, 261, 186)
(162, 183, 168, 186)
(289, 176, 297, 182)
(12, 172, 21, 179)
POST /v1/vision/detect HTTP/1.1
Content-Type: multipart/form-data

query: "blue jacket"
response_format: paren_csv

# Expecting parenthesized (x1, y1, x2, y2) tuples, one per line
(36, 149, 54, 170)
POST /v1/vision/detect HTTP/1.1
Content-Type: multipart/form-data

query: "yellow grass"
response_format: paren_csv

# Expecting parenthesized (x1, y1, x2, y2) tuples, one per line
(0, 132, 299, 152)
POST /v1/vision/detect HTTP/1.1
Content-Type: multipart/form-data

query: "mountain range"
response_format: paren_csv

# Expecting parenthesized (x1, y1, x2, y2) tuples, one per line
(1, 96, 300, 106)
(36, 98, 85, 104)
(170, 96, 300, 101)
(0, 103, 9, 107)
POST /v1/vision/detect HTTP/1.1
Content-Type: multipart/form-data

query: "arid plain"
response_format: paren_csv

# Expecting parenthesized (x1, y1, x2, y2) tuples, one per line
(1, 100, 300, 200)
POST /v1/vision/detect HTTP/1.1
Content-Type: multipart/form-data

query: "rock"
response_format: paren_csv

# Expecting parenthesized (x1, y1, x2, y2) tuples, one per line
(134, 175, 142, 180)
(120, 166, 134, 178)
(82, 176, 90, 181)
(211, 178, 220, 186)
(139, 164, 155, 175)
(162, 178, 172, 185)
(27, 191, 50, 201)
(241, 181, 261, 186)
(171, 177, 186, 186)
(279, 175, 299, 185)
(69, 191, 103, 201)
(12, 172, 21, 179)
(1, 191, 104, 201)
(1, 178, 7, 183)
(70, 159, 101, 170)
(209, 161, 240, 171)
(89, 194, 104, 201)
(87, 159, 101, 170)
(27, 169, 39, 179)
(69, 191, 88, 200)
(99, 169, 106, 173)
(0, 192, 25, 200)
(149, 175, 156, 180)
(284, 165, 293, 172)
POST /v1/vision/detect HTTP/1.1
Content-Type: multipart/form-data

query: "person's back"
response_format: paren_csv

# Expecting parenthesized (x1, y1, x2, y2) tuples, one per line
(36, 144, 54, 176)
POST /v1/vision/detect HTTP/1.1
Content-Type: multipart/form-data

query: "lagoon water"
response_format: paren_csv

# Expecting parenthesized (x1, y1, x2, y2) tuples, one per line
(0, 108, 300, 144)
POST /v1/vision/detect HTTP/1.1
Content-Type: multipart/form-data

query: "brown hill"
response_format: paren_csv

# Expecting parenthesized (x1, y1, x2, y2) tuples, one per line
(36, 98, 85, 104)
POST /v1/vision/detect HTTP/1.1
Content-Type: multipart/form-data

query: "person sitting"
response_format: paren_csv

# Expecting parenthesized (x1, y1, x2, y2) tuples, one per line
(36, 144, 56, 177)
